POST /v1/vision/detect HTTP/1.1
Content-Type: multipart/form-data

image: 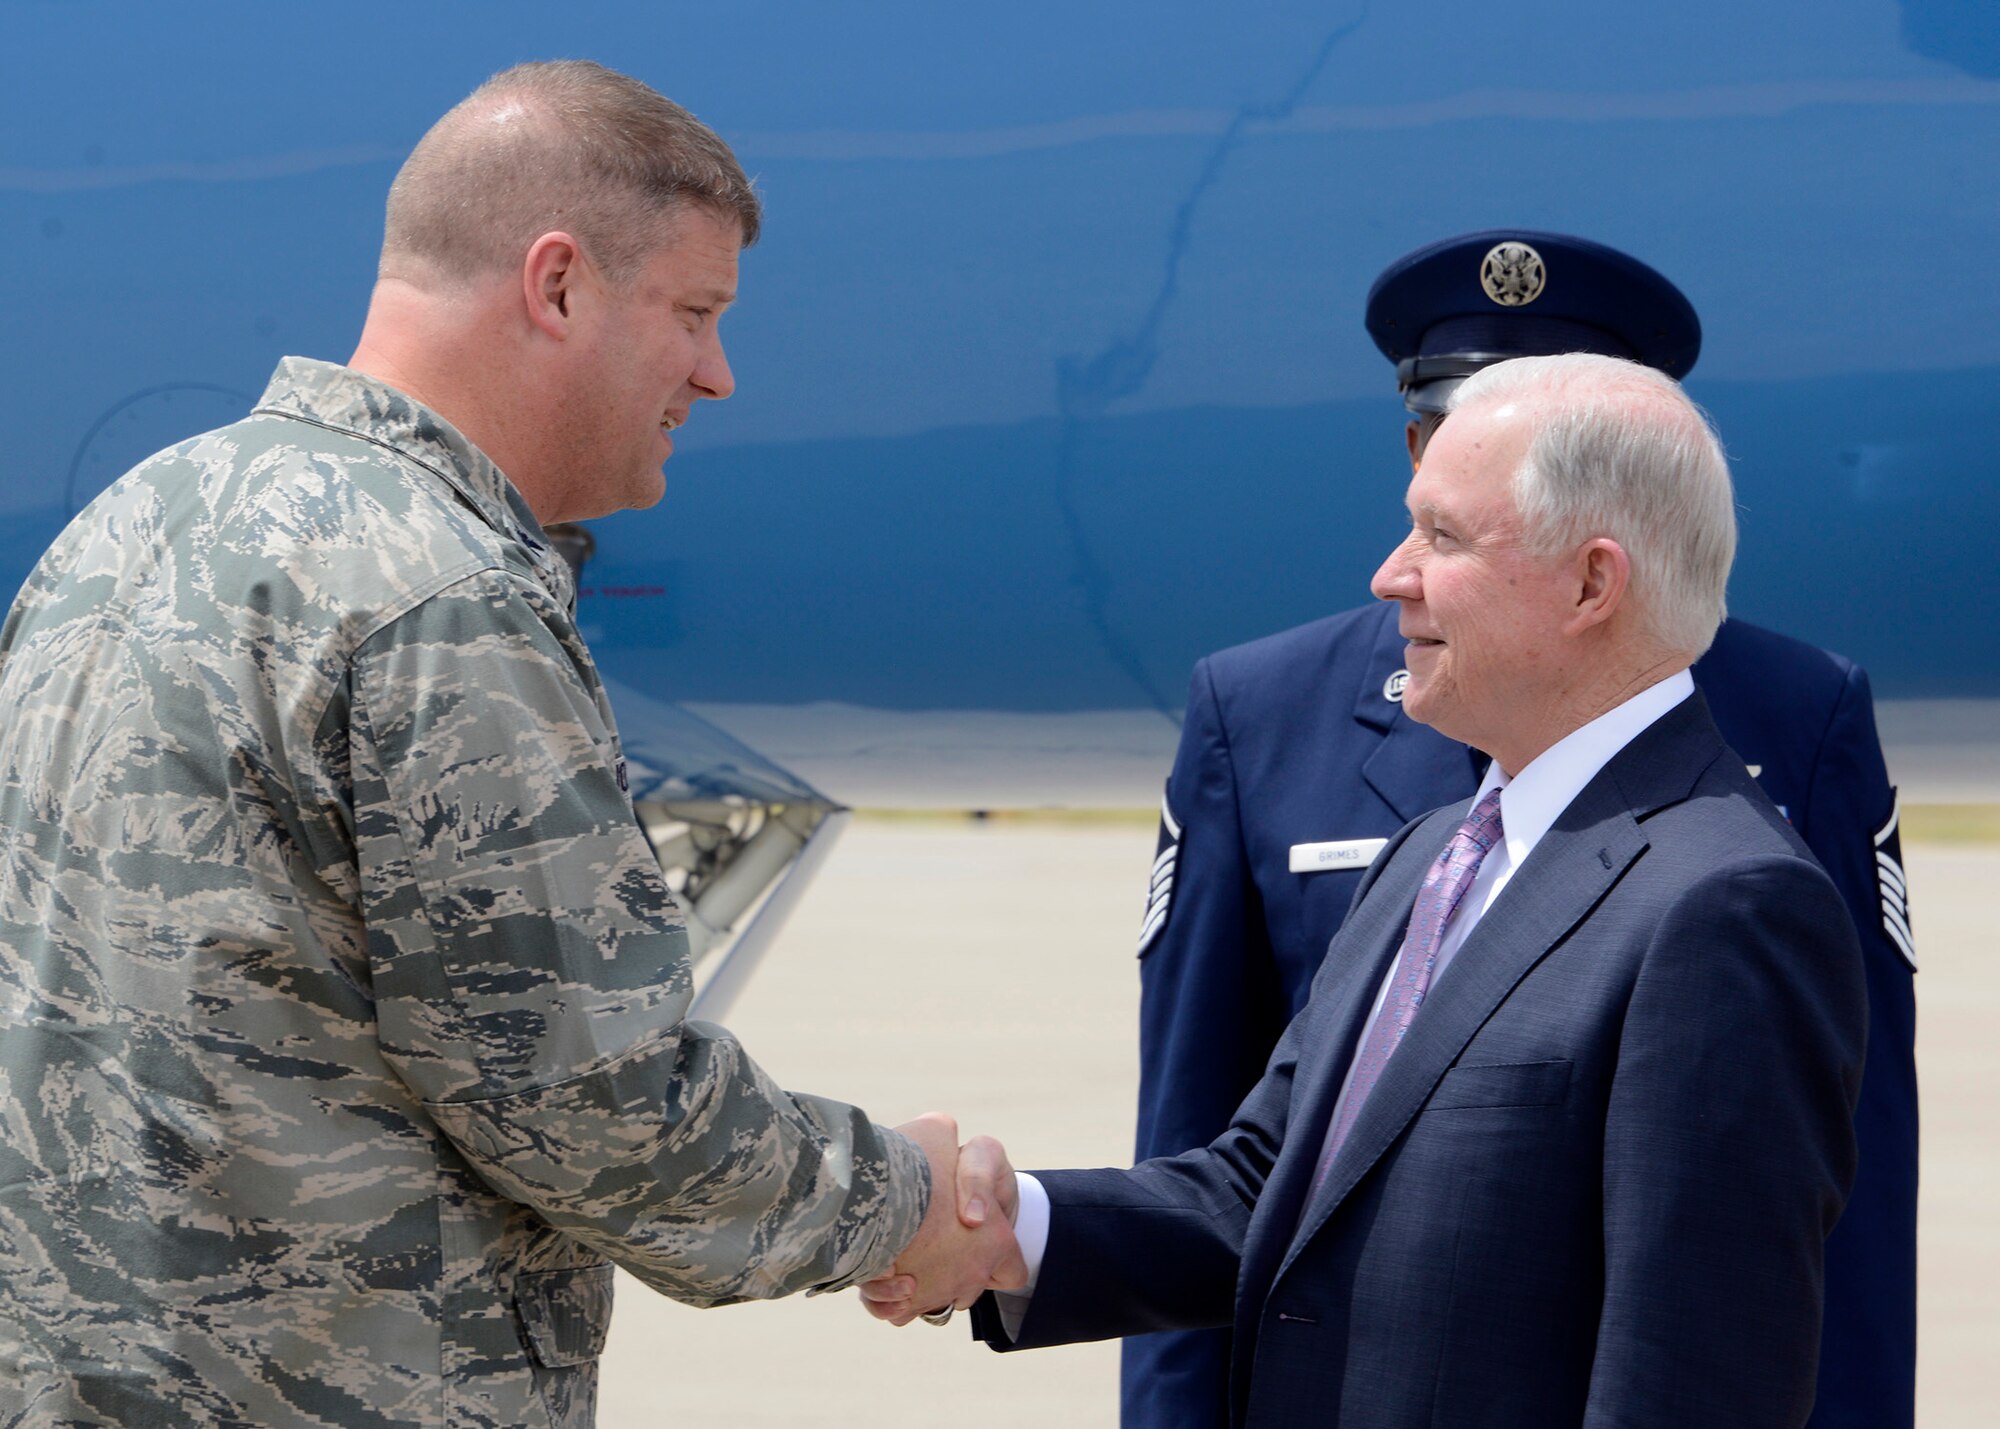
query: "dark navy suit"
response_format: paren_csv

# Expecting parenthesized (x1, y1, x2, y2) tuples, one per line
(994, 693, 1869, 1428)
(1126, 603, 1916, 1429)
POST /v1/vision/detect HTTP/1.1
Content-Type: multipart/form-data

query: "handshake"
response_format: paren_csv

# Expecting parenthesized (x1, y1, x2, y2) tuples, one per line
(857, 1113, 1028, 1327)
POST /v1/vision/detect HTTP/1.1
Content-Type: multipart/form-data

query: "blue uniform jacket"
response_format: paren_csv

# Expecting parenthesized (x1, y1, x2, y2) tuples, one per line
(1126, 601, 1916, 1429)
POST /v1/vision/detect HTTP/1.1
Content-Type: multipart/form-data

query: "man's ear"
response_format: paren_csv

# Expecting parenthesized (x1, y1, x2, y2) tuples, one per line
(1566, 537, 1630, 635)
(522, 231, 585, 340)
(1405, 420, 1423, 473)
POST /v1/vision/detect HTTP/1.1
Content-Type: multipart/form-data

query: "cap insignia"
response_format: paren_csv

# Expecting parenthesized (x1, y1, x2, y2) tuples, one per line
(1480, 241, 1546, 307)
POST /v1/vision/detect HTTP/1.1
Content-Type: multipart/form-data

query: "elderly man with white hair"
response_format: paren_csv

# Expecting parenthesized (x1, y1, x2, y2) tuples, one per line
(872, 352, 1869, 1429)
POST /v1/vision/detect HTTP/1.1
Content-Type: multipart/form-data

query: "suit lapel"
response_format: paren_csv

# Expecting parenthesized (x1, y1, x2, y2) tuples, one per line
(1228, 806, 1456, 1402)
(1283, 692, 1723, 1266)
(1258, 812, 1456, 1229)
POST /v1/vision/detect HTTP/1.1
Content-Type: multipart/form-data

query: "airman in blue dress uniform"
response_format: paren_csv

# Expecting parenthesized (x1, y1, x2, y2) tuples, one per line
(1125, 230, 1916, 1429)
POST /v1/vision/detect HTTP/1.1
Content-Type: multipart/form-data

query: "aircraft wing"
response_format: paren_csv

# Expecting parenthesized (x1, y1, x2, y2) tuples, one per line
(603, 678, 847, 1021)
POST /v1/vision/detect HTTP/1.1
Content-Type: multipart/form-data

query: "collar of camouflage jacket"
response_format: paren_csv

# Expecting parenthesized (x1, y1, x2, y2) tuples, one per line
(252, 356, 576, 609)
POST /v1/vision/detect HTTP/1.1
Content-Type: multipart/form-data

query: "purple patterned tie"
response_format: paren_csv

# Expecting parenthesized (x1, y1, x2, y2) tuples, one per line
(1306, 787, 1506, 1205)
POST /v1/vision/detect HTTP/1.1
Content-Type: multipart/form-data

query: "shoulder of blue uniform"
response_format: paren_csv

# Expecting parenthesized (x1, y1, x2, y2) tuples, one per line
(1698, 617, 1890, 775)
(1696, 619, 1866, 791)
(1145, 648, 1245, 959)
(1705, 622, 1914, 970)
(1700, 616, 1860, 700)
(1147, 604, 1405, 958)
(1164, 610, 1383, 794)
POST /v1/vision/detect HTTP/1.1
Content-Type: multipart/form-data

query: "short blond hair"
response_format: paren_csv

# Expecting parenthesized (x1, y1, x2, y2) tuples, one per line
(381, 60, 760, 286)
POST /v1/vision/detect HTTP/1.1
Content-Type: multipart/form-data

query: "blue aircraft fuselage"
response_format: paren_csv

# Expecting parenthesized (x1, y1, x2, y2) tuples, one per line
(10, 1, 1997, 806)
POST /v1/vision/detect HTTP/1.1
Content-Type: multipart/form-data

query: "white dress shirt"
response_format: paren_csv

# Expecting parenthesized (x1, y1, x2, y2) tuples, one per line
(999, 669, 1698, 1331)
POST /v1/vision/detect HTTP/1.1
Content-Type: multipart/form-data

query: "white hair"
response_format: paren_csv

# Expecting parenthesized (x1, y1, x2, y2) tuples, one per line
(1449, 353, 1737, 656)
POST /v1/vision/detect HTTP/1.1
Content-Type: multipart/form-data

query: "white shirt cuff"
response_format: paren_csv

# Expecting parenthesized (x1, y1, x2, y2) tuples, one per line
(991, 1172, 1049, 1342)
(1013, 1173, 1050, 1284)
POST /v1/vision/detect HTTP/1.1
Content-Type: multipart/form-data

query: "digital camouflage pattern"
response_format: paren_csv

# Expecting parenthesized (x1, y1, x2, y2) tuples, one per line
(0, 358, 928, 1427)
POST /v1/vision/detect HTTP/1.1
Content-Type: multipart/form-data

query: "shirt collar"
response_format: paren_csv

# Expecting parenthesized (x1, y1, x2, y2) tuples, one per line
(1474, 668, 1697, 869)
(251, 357, 574, 606)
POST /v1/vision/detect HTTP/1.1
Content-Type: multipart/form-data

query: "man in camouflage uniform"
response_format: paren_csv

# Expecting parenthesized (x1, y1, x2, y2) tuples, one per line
(0, 61, 1009, 1427)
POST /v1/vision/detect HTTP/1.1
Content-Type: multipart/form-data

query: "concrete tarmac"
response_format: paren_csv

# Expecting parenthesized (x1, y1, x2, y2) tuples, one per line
(598, 817, 1995, 1427)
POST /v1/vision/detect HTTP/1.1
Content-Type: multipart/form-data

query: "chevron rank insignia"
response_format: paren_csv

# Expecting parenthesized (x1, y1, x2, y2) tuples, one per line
(1137, 788, 1181, 955)
(1874, 796, 1916, 970)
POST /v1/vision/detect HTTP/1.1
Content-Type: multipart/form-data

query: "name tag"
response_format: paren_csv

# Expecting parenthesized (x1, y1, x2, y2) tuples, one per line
(1289, 838, 1388, 874)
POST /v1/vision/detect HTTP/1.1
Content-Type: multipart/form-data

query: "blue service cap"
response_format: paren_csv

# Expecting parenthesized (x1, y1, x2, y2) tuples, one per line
(1364, 230, 1701, 414)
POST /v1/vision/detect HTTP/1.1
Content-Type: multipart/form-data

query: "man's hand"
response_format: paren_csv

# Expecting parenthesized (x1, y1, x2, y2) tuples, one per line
(857, 1118, 1026, 1325)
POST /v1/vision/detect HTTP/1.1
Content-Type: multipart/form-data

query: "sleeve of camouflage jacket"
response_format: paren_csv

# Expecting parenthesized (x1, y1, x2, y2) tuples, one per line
(334, 566, 928, 1306)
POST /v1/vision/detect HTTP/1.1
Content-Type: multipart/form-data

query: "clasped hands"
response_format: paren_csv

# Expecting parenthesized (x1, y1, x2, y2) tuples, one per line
(858, 1113, 1025, 1326)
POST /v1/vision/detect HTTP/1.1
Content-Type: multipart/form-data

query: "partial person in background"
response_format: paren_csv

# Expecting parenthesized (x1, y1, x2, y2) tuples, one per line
(0, 60, 1013, 1427)
(1125, 231, 1916, 1429)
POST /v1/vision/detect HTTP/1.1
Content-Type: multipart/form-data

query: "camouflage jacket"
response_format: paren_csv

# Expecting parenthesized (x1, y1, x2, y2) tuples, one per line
(0, 358, 927, 1427)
